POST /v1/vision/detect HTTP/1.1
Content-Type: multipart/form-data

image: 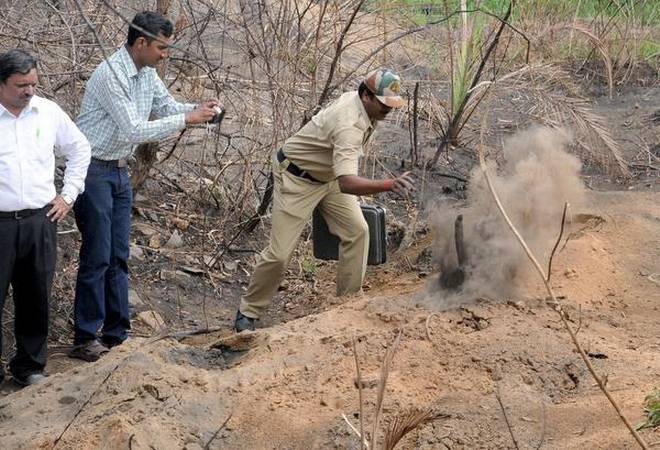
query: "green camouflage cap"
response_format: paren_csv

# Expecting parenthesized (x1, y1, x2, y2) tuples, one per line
(364, 68, 404, 108)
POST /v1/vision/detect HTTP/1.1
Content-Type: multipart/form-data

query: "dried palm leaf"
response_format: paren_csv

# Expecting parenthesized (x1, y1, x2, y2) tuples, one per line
(549, 23, 614, 98)
(542, 93, 628, 176)
(465, 63, 629, 177)
(382, 408, 449, 450)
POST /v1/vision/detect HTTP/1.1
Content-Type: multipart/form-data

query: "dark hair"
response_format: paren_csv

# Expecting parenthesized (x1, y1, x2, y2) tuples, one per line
(0, 49, 37, 83)
(127, 11, 173, 46)
(358, 81, 373, 99)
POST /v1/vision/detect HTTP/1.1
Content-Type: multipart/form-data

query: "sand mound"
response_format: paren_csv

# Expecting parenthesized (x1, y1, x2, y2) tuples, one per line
(1, 191, 659, 449)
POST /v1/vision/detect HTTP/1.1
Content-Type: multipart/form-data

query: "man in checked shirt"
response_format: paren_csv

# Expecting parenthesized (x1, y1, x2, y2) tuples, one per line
(70, 11, 219, 361)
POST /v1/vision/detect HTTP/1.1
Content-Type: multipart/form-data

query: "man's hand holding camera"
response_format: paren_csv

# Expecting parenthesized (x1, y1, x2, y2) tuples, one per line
(185, 99, 223, 125)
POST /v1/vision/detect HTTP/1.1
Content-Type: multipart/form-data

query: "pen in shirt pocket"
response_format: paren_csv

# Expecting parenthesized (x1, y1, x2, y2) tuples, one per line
(36, 127, 41, 141)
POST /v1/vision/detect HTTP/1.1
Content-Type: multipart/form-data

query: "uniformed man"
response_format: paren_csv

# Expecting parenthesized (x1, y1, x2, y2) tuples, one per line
(235, 68, 414, 332)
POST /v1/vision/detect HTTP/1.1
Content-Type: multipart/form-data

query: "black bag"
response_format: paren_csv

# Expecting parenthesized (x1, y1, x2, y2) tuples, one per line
(312, 204, 387, 265)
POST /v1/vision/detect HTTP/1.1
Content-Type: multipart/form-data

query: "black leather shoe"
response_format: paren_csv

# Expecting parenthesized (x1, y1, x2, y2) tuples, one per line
(234, 310, 255, 332)
(13, 372, 47, 387)
(101, 337, 127, 349)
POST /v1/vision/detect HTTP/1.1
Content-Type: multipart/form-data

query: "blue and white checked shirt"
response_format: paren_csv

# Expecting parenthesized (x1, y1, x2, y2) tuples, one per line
(77, 45, 196, 160)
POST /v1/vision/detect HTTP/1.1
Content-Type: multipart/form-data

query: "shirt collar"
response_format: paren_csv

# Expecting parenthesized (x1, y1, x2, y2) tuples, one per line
(353, 92, 374, 130)
(26, 96, 41, 113)
(0, 96, 40, 118)
(118, 45, 140, 79)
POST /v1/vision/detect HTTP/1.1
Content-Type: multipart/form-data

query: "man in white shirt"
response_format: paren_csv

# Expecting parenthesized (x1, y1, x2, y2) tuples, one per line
(0, 49, 91, 386)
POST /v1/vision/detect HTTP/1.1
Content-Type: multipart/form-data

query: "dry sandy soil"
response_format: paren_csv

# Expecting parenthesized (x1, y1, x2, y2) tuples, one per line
(0, 36, 657, 447)
(0, 187, 658, 449)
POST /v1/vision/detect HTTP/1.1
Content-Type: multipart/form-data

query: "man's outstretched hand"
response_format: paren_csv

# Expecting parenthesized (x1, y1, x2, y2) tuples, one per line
(389, 171, 415, 197)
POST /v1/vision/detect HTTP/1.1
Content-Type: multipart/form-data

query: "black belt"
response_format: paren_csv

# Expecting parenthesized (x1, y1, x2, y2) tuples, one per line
(276, 149, 321, 183)
(91, 157, 129, 168)
(0, 205, 48, 220)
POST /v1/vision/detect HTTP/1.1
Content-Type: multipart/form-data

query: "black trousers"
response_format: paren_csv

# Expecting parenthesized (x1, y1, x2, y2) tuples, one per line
(0, 208, 56, 377)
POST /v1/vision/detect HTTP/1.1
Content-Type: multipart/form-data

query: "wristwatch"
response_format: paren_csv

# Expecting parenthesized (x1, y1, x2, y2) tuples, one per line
(61, 194, 73, 206)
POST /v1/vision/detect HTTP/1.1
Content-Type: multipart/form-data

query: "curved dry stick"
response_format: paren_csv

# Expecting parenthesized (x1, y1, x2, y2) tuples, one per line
(477, 144, 649, 449)
(352, 337, 367, 450)
(495, 384, 520, 450)
(52, 362, 122, 449)
(547, 202, 569, 283)
(204, 413, 233, 450)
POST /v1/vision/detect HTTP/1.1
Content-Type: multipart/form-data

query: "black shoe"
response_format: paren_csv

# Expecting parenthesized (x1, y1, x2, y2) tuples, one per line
(101, 337, 126, 349)
(234, 311, 255, 332)
(13, 371, 47, 387)
(68, 340, 109, 362)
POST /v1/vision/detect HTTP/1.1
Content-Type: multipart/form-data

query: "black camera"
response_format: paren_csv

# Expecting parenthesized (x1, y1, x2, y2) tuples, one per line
(208, 106, 225, 124)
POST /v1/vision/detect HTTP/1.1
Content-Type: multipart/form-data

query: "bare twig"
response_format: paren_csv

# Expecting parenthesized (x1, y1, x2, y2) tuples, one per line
(410, 81, 420, 166)
(547, 202, 569, 283)
(352, 336, 366, 450)
(370, 330, 403, 450)
(52, 362, 122, 449)
(342, 413, 370, 449)
(204, 413, 233, 450)
(495, 385, 520, 450)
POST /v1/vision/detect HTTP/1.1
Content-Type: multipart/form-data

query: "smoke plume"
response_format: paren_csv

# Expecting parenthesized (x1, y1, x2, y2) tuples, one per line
(428, 126, 585, 307)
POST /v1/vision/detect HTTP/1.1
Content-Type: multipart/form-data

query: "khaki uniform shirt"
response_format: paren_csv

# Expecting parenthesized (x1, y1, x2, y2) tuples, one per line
(282, 91, 374, 182)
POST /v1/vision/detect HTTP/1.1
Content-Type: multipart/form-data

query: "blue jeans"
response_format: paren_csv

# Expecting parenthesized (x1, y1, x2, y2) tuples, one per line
(73, 160, 132, 345)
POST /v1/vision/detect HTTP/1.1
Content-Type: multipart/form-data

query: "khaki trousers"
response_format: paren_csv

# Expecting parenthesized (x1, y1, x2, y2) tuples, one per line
(239, 153, 369, 319)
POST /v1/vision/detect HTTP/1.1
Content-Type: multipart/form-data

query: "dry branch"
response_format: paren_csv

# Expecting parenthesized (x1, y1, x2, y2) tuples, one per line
(495, 385, 520, 450)
(52, 362, 122, 449)
(547, 202, 569, 282)
(353, 336, 367, 450)
(204, 413, 233, 450)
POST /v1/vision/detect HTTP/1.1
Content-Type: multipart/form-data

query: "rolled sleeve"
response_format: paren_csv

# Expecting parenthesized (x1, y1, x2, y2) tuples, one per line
(331, 126, 364, 177)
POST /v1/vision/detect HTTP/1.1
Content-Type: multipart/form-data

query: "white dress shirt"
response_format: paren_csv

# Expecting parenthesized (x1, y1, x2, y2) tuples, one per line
(0, 95, 91, 212)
